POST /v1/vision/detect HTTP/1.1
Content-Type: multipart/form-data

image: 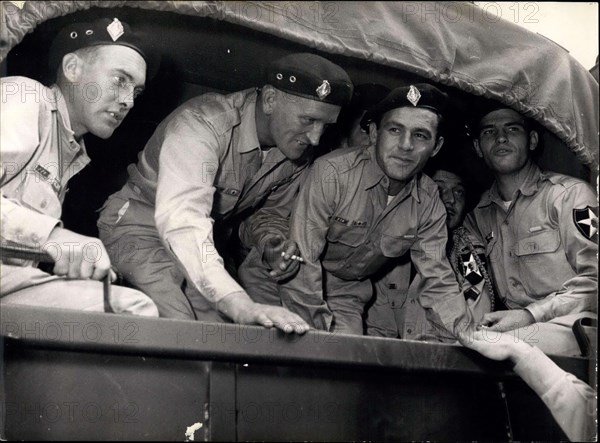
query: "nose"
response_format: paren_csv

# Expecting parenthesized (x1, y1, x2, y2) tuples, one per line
(441, 188, 455, 205)
(307, 123, 325, 146)
(118, 85, 135, 110)
(496, 128, 508, 143)
(398, 131, 412, 151)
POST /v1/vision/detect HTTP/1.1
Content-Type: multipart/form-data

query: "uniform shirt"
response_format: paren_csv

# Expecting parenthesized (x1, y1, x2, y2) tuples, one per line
(280, 145, 471, 331)
(367, 228, 492, 341)
(116, 88, 309, 303)
(464, 162, 598, 322)
(513, 345, 596, 442)
(1, 77, 90, 293)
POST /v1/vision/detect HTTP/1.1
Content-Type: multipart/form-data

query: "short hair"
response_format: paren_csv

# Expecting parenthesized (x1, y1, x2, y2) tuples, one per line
(55, 46, 102, 82)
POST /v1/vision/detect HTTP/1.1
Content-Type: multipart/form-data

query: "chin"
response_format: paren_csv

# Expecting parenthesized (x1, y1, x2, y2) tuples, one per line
(91, 127, 116, 139)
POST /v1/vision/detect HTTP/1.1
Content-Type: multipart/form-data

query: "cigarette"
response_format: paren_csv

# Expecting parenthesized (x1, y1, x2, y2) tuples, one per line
(281, 251, 304, 262)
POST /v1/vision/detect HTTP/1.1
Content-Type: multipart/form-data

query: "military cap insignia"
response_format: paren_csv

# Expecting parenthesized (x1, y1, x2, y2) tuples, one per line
(573, 206, 598, 240)
(407, 85, 421, 106)
(316, 80, 331, 100)
(107, 18, 125, 41)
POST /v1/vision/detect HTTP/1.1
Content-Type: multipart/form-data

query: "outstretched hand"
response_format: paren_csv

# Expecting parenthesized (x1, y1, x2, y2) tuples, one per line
(217, 291, 310, 334)
(480, 309, 535, 332)
(458, 328, 532, 363)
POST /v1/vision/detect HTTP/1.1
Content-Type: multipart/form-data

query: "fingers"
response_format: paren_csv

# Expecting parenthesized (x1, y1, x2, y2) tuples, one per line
(254, 306, 310, 334)
(481, 311, 502, 326)
(269, 259, 301, 280)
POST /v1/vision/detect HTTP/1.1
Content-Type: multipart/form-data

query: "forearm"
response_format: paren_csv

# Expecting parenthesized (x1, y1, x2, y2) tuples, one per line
(1, 195, 60, 247)
(513, 345, 597, 441)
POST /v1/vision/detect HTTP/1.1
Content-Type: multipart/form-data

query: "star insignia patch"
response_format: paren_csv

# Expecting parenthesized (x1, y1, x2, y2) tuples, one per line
(461, 252, 484, 285)
(573, 206, 598, 240)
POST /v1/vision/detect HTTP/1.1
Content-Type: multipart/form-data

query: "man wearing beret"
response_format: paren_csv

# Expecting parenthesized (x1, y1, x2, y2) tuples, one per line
(1, 18, 158, 315)
(276, 84, 472, 335)
(97, 53, 353, 333)
(465, 104, 597, 354)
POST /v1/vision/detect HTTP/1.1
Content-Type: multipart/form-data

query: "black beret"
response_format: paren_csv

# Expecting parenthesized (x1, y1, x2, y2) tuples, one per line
(360, 83, 449, 129)
(266, 53, 353, 106)
(49, 18, 159, 79)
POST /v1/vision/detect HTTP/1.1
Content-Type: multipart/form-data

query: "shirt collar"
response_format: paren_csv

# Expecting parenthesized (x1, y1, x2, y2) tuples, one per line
(478, 161, 542, 208)
(51, 84, 86, 153)
(51, 84, 76, 139)
(237, 90, 260, 154)
(364, 145, 386, 189)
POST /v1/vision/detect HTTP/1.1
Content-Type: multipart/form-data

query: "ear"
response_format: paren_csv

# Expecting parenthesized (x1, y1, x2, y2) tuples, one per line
(473, 139, 483, 158)
(261, 85, 277, 116)
(368, 122, 378, 145)
(61, 53, 84, 82)
(431, 136, 444, 158)
(528, 130, 539, 151)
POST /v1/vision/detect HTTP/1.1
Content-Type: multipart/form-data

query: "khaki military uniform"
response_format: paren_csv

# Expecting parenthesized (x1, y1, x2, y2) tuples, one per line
(98, 89, 309, 319)
(464, 162, 597, 355)
(0, 77, 157, 316)
(275, 146, 471, 334)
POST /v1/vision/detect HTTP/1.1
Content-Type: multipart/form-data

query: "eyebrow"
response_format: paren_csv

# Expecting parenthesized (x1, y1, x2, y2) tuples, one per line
(113, 68, 145, 90)
(480, 120, 525, 130)
(383, 120, 433, 135)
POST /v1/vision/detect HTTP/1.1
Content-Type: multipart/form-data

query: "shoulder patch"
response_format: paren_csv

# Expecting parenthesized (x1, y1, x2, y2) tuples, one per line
(573, 206, 598, 240)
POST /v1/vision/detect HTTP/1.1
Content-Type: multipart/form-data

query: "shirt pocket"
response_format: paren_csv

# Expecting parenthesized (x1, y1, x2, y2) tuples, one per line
(18, 172, 62, 219)
(380, 231, 417, 257)
(514, 229, 562, 294)
(326, 221, 366, 248)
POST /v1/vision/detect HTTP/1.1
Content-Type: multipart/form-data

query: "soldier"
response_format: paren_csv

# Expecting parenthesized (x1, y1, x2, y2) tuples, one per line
(465, 103, 597, 355)
(1, 18, 158, 315)
(275, 84, 472, 335)
(366, 164, 493, 340)
(97, 53, 353, 333)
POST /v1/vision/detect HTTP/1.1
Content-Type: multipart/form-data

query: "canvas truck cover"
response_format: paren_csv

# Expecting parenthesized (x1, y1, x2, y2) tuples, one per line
(1, 1, 598, 167)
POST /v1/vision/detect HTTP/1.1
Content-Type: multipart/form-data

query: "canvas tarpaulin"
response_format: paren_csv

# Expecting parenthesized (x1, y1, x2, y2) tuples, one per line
(1, 1, 598, 166)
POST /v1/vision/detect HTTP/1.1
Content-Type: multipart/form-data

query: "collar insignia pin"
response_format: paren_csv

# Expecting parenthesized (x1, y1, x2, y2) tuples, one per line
(407, 85, 421, 106)
(316, 80, 331, 100)
(107, 18, 125, 41)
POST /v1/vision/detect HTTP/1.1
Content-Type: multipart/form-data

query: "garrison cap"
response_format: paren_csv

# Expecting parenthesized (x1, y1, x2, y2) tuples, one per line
(266, 53, 353, 106)
(49, 18, 158, 78)
(361, 83, 449, 129)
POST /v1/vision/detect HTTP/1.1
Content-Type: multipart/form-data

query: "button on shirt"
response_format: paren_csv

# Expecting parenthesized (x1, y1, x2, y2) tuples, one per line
(114, 88, 310, 304)
(280, 145, 470, 331)
(464, 162, 598, 322)
(1, 77, 89, 284)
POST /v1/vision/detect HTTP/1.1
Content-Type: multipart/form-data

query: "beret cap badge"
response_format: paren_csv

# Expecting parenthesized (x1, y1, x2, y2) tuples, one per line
(316, 80, 331, 100)
(106, 17, 125, 41)
(407, 85, 421, 106)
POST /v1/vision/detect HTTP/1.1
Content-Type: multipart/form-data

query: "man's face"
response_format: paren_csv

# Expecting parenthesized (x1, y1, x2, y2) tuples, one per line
(432, 170, 467, 230)
(474, 108, 537, 175)
(370, 107, 443, 188)
(70, 45, 146, 139)
(268, 89, 341, 160)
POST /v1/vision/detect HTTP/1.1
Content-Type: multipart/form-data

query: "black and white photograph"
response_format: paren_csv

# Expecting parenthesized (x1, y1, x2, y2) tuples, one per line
(0, 1, 598, 441)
